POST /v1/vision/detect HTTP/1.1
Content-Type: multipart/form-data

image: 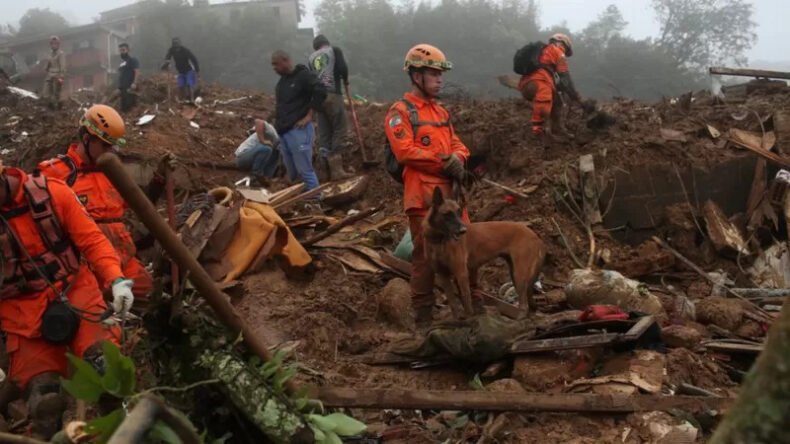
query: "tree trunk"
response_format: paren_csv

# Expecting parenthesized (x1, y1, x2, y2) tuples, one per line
(709, 298, 790, 443)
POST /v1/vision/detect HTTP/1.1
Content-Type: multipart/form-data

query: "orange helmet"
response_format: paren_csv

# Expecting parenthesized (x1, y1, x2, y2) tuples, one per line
(80, 104, 126, 147)
(550, 33, 573, 57)
(403, 44, 452, 71)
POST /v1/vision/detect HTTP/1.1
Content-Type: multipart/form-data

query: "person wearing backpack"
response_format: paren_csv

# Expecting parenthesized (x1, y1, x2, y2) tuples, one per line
(309, 35, 354, 180)
(516, 33, 582, 144)
(383, 44, 470, 327)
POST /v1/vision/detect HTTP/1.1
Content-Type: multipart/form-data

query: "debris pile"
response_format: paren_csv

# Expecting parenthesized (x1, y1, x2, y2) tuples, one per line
(1, 75, 790, 441)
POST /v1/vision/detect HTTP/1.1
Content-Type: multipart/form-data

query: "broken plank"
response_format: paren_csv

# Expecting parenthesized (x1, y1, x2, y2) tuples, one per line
(316, 388, 734, 413)
(704, 341, 764, 354)
(709, 66, 790, 81)
(510, 332, 620, 354)
(579, 154, 602, 225)
(302, 205, 384, 246)
(622, 315, 656, 341)
(702, 200, 750, 255)
(730, 288, 790, 298)
(728, 129, 790, 169)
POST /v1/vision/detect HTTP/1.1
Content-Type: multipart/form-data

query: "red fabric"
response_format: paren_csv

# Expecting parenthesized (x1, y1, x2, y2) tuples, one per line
(0, 168, 123, 389)
(384, 93, 470, 217)
(578, 305, 629, 322)
(39, 145, 151, 300)
(517, 44, 569, 135)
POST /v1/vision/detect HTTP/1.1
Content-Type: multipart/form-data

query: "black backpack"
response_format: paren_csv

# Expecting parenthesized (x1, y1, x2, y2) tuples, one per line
(513, 41, 547, 75)
(383, 99, 451, 183)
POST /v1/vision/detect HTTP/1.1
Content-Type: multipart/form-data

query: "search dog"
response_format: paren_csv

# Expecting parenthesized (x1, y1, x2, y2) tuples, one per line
(422, 187, 545, 318)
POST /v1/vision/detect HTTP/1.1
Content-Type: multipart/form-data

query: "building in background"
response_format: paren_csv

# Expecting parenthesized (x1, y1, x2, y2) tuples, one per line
(1, 23, 127, 95)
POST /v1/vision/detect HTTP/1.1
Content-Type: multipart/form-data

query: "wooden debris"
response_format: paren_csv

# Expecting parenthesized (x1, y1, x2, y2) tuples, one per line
(652, 236, 771, 318)
(709, 66, 790, 80)
(702, 200, 750, 255)
(579, 154, 602, 225)
(703, 340, 764, 355)
(272, 182, 333, 210)
(678, 383, 721, 398)
(730, 288, 790, 298)
(774, 111, 790, 156)
(316, 387, 734, 413)
(482, 178, 538, 199)
(707, 125, 721, 139)
(660, 128, 688, 143)
(728, 128, 790, 169)
(302, 205, 384, 246)
(510, 316, 654, 354)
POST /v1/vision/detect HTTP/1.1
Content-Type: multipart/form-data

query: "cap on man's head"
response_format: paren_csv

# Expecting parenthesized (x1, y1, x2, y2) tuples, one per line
(312, 34, 330, 50)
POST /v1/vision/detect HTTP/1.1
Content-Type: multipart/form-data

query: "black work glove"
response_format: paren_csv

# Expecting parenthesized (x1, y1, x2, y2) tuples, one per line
(441, 154, 465, 180)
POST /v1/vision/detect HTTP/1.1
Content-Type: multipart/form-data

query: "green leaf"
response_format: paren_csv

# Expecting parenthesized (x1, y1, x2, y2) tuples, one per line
(273, 366, 297, 389)
(101, 341, 136, 396)
(295, 396, 309, 411)
(469, 373, 484, 391)
(86, 408, 125, 444)
(309, 424, 326, 442)
(61, 353, 105, 402)
(149, 420, 182, 444)
(323, 413, 367, 436)
(308, 414, 338, 433)
(324, 431, 343, 444)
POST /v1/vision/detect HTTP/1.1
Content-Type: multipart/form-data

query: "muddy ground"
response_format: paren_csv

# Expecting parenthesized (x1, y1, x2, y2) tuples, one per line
(2, 76, 788, 442)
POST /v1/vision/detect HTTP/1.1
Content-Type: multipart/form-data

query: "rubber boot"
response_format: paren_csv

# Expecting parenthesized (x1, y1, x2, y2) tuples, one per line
(327, 153, 354, 181)
(26, 372, 67, 440)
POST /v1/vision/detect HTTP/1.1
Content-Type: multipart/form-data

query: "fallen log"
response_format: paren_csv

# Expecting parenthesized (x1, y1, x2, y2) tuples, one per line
(316, 388, 733, 413)
(709, 66, 790, 81)
(302, 204, 384, 246)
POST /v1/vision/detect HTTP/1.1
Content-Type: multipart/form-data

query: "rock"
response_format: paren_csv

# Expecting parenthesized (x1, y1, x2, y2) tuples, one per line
(661, 324, 703, 349)
(512, 355, 572, 391)
(485, 378, 526, 394)
(696, 297, 743, 331)
(376, 278, 415, 330)
(564, 269, 665, 316)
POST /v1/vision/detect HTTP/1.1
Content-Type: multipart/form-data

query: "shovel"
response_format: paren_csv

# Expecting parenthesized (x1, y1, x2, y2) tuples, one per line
(345, 83, 378, 167)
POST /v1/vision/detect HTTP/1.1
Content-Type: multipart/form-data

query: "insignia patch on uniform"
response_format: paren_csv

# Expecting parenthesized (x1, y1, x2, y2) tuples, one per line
(395, 128, 407, 139)
(388, 114, 402, 128)
(421, 135, 431, 146)
(78, 195, 88, 205)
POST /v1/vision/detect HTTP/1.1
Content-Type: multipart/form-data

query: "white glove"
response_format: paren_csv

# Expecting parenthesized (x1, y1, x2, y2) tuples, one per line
(111, 278, 134, 316)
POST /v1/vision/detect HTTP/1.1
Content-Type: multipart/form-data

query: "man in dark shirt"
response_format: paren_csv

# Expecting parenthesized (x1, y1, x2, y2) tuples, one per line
(117, 43, 139, 112)
(309, 35, 354, 180)
(161, 37, 200, 102)
(272, 50, 326, 193)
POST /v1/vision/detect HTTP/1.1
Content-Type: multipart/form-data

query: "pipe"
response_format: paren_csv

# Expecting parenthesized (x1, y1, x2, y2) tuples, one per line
(96, 153, 297, 394)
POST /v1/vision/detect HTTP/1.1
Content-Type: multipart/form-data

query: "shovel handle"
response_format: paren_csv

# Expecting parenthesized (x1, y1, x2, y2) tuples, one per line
(345, 84, 370, 162)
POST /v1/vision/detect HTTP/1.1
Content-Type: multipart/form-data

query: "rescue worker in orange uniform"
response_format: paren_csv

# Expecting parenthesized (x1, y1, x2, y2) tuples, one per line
(0, 162, 134, 439)
(38, 105, 170, 309)
(384, 44, 471, 326)
(518, 33, 582, 143)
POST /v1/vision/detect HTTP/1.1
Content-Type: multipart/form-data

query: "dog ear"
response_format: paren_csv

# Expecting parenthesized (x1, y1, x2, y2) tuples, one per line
(432, 186, 444, 208)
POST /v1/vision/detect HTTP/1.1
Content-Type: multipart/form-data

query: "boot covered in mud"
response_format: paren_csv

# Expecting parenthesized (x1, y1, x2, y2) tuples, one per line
(317, 155, 331, 182)
(327, 153, 355, 181)
(26, 372, 67, 440)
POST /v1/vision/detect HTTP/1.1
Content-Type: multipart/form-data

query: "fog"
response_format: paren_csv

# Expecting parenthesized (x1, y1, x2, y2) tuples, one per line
(2, 0, 787, 100)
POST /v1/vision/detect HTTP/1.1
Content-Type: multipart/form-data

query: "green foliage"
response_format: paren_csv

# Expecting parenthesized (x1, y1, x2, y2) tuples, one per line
(468, 373, 484, 390)
(307, 413, 367, 444)
(17, 8, 69, 37)
(61, 341, 188, 443)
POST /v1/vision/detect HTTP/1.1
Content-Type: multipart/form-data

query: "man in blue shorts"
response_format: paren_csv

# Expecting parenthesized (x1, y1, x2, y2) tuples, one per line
(161, 37, 200, 102)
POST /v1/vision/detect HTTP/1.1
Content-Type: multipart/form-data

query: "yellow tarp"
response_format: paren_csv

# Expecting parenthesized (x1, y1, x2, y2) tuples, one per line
(222, 201, 311, 282)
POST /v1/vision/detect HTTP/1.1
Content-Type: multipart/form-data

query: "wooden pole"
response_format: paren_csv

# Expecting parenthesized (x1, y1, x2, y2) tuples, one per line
(709, 66, 790, 80)
(317, 388, 733, 413)
(97, 153, 298, 394)
(302, 205, 383, 246)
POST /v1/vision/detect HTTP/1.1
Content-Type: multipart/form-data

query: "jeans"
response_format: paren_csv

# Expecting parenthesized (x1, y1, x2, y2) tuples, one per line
(235, 134, 279, 178)
(280, 123, 319, 191)
(316, 92, 349, 158)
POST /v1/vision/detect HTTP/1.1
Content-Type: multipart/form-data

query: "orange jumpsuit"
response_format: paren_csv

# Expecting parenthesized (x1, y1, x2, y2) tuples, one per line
(518, 44, 569, 135)
(38, 145, 153, 301)
(384, 92, 470, 300)
(0, 168, 122, 389)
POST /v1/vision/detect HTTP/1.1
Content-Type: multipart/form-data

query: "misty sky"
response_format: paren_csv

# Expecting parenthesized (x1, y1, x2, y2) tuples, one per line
(1, 0, 785, 63)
